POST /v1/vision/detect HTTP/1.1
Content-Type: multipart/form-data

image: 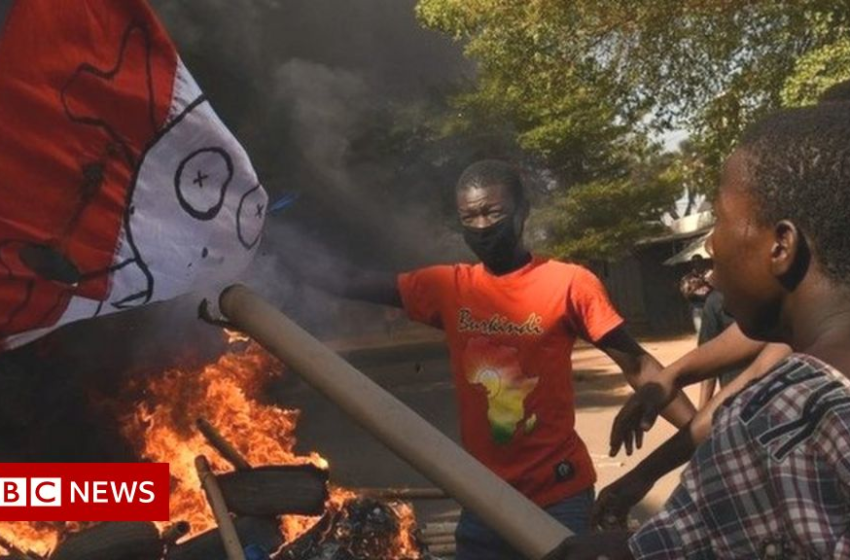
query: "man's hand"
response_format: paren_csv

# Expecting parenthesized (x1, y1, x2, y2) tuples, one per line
(609, 380, 674, 456)
(596, 328, 696, 441)
(590, 472, 654, 531)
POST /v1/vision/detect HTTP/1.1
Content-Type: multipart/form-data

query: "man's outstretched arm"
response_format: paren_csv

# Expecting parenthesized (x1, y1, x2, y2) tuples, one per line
(592, 343, 791, 530)
(608, 325, 789, 456)
(283, 247, 403, 308)
(320, 269, 402, 308)
(595, 327, 696, 454)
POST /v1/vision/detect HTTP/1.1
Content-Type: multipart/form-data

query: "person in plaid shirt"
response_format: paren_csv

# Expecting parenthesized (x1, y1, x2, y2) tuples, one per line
(555, 95, 850, 558)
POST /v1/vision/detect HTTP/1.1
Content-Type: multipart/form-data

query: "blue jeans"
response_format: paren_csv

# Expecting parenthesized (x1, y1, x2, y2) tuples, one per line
(455, 487, 595, 560)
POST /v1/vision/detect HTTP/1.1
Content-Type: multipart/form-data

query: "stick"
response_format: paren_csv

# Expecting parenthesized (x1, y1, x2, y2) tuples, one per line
(420, 534, 456, 545)
(355, 487, 447, 500)
(421, 521, 458, 532)
(195, 455, 246, 560)
(197, 417, 252, 471)
(420, 530, 457, 540)
(421, 522, 458, 535)
(218, 285, 572, 560)
(426, 543, 456, 556)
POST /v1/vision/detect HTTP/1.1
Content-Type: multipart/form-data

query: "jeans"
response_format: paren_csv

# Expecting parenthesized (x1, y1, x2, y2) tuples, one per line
(455, 487, 595, 560)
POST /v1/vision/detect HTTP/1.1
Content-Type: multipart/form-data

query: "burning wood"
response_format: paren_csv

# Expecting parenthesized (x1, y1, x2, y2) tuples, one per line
(197, 418, 253, 471)
(279, 498, 434, 560)
(120, 340, 327, 541)
(0, 534, 41, 560)
(218, 466, 329, 517)
(195, 416, 329, 517)
(0, 329, 437, 559)
(161, 522, 191, 546)
(0, 524, 58, 558)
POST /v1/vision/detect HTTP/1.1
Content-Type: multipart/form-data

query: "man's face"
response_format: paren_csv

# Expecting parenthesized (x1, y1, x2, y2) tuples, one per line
(456, 182, 517, 230)
(456, 182, 527, 269)
(708, 149, 782, 340)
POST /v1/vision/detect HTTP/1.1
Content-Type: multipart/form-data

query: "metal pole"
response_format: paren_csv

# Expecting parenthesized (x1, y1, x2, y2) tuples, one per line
(218, 284, 572, 560)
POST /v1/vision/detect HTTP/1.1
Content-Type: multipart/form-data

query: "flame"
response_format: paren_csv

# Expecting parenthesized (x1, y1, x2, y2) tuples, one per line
(391, 501, 421, 557)
(0, 523, 59, 557)
(121, 339, 324, 537)
(0, 336, 423, 558)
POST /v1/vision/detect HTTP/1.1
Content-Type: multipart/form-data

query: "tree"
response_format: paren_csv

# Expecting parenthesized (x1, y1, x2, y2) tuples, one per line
(415, 0, 850, 258)
(782, 36, 850, 106)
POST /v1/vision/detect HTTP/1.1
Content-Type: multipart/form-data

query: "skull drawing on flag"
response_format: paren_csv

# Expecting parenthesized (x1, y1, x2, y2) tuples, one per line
(0, 0, 267, 349)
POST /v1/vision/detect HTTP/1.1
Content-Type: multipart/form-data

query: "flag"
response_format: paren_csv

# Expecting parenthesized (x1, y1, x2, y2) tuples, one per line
(0, 0, 267, 350)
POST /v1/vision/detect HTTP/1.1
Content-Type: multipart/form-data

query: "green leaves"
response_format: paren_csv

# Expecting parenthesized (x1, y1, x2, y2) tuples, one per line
(782, 37, 850, 106)
(415, 0, 850, 259)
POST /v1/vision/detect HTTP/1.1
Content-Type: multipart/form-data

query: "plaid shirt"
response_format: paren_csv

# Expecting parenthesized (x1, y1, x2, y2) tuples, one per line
(630, 355, 850, 559)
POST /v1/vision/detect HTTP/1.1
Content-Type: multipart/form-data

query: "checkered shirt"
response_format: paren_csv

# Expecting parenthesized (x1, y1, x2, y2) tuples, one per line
(630, 354, 850, 559)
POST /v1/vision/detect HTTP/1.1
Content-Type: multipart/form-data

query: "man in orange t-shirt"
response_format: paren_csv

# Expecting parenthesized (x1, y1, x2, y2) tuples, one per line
(309, 160, 695, 559)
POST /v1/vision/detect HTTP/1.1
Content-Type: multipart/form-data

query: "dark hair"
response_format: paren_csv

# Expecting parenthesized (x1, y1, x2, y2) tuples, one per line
(456, 160, 527, 207)
(818, 80, 850, 104)
(738, 102, 850, 284)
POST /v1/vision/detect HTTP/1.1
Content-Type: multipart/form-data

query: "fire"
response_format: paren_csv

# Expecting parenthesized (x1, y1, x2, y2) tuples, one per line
(121, 338, 324, 537)
(393, 501, 421, 557)
(0, 521, 97, 557)
(0, 523, 58, 557)
(0, 335, 424, 558)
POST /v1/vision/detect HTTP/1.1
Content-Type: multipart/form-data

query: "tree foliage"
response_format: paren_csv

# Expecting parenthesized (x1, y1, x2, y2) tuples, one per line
(415, 0, 850, 259)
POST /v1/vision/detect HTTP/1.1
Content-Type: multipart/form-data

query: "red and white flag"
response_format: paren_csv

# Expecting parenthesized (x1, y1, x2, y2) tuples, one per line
(0, 0, 267, 350)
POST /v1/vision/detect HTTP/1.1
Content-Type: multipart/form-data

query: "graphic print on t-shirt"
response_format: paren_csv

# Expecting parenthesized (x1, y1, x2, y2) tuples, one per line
(463, 336, 539, 444)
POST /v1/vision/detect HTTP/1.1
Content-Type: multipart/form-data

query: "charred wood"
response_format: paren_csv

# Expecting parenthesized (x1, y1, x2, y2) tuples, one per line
(162, 522, 191, 546)
(217, 465, 328, 517)
(196, 418, 252, 471)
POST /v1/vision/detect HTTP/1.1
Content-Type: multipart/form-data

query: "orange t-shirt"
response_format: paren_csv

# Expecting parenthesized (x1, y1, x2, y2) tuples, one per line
(397, 256, 624, 507)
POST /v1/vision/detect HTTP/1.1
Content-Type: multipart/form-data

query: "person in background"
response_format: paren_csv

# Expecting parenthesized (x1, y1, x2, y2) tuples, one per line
(695, 289, 742, 407)
(678, 254, 713, 334)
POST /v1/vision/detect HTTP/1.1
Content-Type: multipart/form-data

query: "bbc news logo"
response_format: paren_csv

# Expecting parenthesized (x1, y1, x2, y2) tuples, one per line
(0, 478, 62, 506)
(0, 463, 169, 521)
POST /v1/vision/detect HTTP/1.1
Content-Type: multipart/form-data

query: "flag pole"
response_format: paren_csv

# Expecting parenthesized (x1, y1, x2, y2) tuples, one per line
(217, 284, 572, 560)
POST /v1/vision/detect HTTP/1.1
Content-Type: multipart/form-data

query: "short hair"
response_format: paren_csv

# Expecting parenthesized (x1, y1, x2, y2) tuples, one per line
(737, 102, 850, 284)
(818, 80, 850, 104)
(456, 160, 527, 208)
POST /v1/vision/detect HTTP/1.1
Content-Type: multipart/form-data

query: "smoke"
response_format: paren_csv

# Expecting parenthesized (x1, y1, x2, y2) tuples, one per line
(146, 1, 475, 334)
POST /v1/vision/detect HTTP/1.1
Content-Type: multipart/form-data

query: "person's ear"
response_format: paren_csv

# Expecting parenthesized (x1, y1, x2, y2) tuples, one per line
(771, 220, 810, 289)
(515, 200, 530, 234)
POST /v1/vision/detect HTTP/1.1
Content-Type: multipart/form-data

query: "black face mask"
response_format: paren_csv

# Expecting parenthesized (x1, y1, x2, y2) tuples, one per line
(463, 217, 525, 274)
